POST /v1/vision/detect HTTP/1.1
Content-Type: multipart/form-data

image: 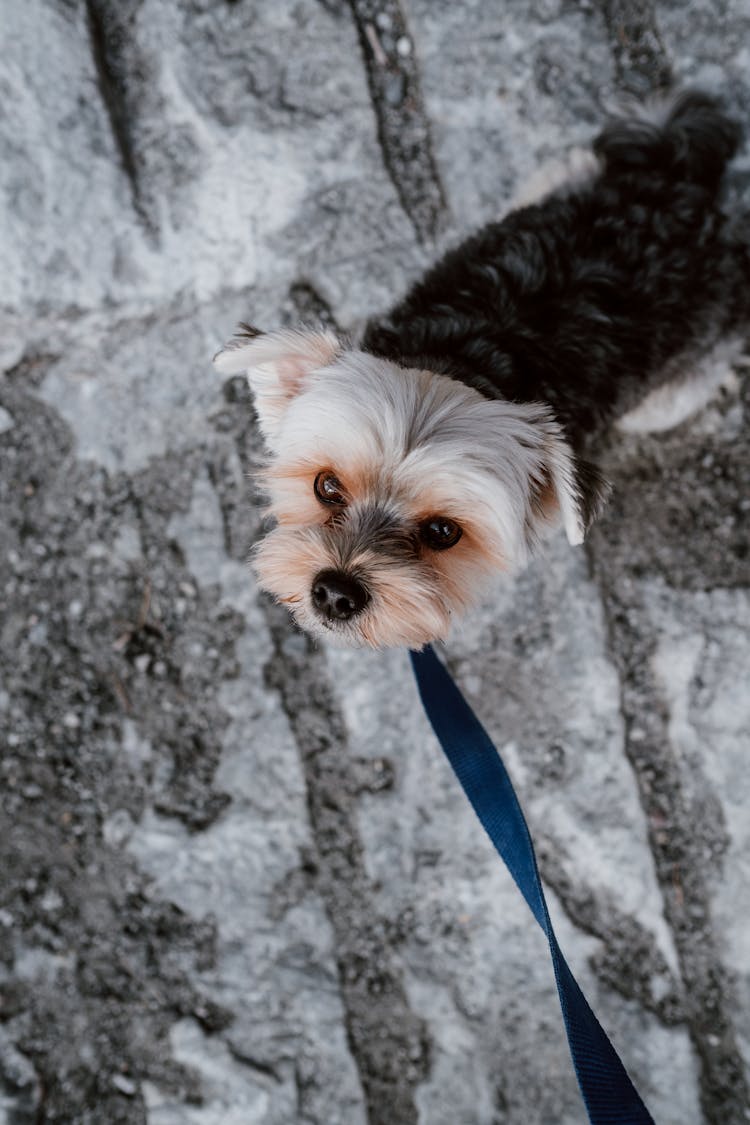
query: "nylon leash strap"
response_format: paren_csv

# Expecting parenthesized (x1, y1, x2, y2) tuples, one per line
(410, 645, 655, 1125)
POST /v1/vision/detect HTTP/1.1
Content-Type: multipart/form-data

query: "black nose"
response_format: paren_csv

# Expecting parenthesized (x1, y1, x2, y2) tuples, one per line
(311, 570, 370, 622)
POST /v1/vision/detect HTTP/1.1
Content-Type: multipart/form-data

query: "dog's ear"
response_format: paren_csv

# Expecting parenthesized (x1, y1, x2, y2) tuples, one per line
(529, 432, 610, 547)
(479, 401, 610, 551)
(213, 326, 341, 450)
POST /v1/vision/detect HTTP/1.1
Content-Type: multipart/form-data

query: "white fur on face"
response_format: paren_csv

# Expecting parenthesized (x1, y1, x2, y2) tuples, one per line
(215, 332, 586, 648)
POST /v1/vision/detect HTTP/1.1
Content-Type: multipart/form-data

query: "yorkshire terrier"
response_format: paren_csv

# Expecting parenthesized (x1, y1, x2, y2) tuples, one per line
(214, 92, 748, 649)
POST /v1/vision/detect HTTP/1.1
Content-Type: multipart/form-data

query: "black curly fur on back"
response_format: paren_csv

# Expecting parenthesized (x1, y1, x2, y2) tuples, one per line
(363, 93, 750, 452)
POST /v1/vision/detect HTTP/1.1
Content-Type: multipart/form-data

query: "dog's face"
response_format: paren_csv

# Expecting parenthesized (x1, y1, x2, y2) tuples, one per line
(214, 328, 596, 649)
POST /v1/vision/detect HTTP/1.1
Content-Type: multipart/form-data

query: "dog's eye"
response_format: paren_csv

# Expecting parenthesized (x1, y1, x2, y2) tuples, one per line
(420, 517, 462, 550)
(314, 471, 346, 506)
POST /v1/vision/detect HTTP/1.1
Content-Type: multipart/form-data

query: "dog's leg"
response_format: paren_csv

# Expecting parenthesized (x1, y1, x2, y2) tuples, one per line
(616, 337, 747, 435)
(509, 146, 600, 210)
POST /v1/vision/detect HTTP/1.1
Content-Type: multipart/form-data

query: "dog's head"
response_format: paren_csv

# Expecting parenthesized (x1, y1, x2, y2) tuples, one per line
(214, 326, 607, 648)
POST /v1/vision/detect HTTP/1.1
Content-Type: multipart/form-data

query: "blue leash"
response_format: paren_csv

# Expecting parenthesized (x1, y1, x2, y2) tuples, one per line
(410, 645, 655, 1125)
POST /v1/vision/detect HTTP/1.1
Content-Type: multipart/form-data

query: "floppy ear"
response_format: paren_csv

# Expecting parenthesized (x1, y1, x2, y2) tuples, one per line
(213, 325, 341, 450)
(529, 428, 610, 547)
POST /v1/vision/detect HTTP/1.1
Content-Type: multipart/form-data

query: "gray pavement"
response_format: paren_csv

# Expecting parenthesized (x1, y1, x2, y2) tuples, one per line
(1, 2, 749, 1123)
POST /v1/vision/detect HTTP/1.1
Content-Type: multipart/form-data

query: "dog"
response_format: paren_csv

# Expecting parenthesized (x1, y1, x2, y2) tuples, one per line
(214, 92, 749, 649)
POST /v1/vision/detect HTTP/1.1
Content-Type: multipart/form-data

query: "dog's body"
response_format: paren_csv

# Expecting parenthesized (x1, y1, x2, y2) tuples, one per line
(362, 94, 746, 450)
(215, 93, 749, 649)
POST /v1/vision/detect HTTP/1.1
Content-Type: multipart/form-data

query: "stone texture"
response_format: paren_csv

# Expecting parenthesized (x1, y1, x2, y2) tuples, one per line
(402, 0, 616, 235)
(1, 2, 749, 1124)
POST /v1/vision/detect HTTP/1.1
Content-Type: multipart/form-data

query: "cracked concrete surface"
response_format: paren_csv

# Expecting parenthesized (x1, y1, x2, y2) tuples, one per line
(1, 1, 749, 1123)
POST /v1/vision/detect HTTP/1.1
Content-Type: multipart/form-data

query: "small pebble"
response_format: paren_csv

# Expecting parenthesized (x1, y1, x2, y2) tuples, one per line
(41, 888, 63, 912)
(103, 809, 135, 848)
(384, 72, 406, 107)
(28, 621, 48, 645)
(112, 1074, 137, 1097)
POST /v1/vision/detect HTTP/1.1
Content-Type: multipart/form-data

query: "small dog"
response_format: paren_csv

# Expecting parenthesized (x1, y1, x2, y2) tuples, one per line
(215, 93, 749, 649)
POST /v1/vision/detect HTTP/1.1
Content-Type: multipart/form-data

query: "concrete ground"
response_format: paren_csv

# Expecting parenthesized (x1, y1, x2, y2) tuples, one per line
(1, 1, 749, 1122)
